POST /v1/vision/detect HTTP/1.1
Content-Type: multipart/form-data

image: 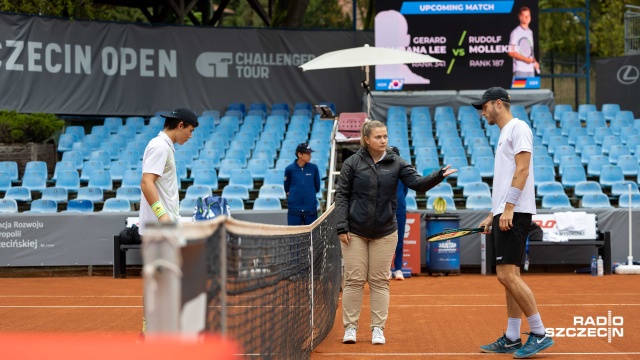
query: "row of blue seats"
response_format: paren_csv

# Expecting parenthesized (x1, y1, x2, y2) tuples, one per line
(0, 198, 131, 213)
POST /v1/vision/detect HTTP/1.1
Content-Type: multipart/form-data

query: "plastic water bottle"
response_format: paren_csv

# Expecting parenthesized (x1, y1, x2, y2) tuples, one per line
(591, 256, 597, 276)
(597, 255, 604, 276)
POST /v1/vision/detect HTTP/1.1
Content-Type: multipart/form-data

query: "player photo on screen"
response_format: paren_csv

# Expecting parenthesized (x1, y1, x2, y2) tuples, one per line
(374, 0, 539, 91)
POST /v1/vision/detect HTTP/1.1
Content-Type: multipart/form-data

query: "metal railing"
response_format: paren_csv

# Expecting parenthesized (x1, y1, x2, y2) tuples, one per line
(625, 5, 640, 55)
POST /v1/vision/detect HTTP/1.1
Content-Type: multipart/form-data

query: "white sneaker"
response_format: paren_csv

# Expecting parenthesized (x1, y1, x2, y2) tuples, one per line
(343, 326, 356, 344)
(372, 327, 386, 344)
(388, 269, 393, 279)
(394, 270, 404, 280)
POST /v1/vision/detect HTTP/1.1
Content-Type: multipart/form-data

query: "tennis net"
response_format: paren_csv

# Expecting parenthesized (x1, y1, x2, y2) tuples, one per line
(143, 205, 341, 359)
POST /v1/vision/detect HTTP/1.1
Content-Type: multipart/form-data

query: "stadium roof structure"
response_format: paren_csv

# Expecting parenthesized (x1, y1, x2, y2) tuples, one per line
(93, 0, 271, 26)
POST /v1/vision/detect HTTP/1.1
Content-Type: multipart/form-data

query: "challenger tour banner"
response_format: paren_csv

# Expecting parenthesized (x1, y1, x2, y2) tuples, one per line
(0, 13, 373, 116)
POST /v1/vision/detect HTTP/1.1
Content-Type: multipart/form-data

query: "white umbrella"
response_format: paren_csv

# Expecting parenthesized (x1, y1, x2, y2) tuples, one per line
(300, 44, 443, 117)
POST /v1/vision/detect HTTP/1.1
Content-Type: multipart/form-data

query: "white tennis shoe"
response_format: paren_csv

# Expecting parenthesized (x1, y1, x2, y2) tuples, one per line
(372, 327, 386, 345)
(343, 326, 356, 344)
(394, 270, 404, 280)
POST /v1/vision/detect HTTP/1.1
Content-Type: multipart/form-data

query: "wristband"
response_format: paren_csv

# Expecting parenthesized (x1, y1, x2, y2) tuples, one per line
(151, 201, 167, 218)
(505, 187, 522, 205)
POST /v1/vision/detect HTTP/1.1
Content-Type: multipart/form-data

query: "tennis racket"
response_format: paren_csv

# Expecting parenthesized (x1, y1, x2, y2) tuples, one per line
(518, 37, 540, 74)
(427, 227, 485, 242)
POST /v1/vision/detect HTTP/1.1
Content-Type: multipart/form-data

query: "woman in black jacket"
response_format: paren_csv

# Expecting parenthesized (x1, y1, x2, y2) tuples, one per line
(335, 119, 457, 345)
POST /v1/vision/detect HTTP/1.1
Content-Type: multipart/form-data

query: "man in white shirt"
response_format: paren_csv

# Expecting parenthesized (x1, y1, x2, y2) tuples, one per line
(508, 7, 540, 78)
(472, 88, 554, 358)
(139, 107, 198, 235)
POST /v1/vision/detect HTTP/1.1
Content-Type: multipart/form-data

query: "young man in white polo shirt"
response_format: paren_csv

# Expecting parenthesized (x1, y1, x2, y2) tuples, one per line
(472, 88, 554, 358)
(139, 107, 198, 235)
(508, 6, 540, 78)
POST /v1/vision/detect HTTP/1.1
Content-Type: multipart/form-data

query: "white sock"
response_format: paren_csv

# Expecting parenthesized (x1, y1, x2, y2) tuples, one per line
(506, 318, 521, 342)
(527, 313, 546, 335)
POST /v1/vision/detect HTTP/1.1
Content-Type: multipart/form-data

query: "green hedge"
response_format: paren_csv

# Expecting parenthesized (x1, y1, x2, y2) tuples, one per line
(0, 110, 64, 144)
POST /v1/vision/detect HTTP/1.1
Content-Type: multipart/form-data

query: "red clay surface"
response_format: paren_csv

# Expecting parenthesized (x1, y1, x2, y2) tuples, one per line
(0, 274, 639, 359)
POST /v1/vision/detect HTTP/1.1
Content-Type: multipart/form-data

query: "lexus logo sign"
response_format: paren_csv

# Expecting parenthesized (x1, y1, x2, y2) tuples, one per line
(617, 65, 639, 85)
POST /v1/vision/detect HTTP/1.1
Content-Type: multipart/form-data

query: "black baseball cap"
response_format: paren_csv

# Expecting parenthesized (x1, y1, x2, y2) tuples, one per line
(161, 107, 199, 127)
(471, 87, 511, 110)
(296, 143, 315, 154)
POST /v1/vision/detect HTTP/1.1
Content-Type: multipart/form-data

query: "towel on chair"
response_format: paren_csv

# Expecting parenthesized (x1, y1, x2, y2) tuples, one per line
(554, 211, 587, 231)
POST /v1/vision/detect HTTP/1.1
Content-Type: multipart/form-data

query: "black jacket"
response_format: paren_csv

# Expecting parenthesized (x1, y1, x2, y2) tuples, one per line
(335, 148, 445, 238)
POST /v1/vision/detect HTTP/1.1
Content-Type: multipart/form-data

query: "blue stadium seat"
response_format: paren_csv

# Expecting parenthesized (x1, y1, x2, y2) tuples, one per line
(578, 104, 596, 121)
(179, 197, 198, 212)
(533, 155, 554, 169)
(191, 159, 215, 176)
(253, 197, 282, 210)
(41, 187, 68, 203)
(608, 145, 631, 165)
(462, 182, 491, 197)
(29, 199, 57, 213)
(104, 117, 123, 134)
(252, 149, 276, 167)
(224, 149, 248, 168)
(593, 127, 614, 145)
(263, 169, 285, 185)
(101, 198, 131, 212)
(57, 133, 77, 152)
(554, 104, 573, 121)
(581, 193, 612, 209)
(0, 171, 10, 192)
(547, 137, 569, 155)
(581, 145, 602, 165)
(125, 116, 145, 133)
(618, 193, 640, 208)
(77, 186, 104, 202)
(611, 181, 640, 197)
(65, 125, 85, 141)
(553, 145, 576, 165)
(217, 159, 243, 180)
(558, 155, 582, 176)
(601, 135, 619, 155)
(99, 141, 122, 161)
(248, 158, 269, 179)
(586, 155, 609, 177)
(616, 155, 640, 176)
(51, 161, 77, 181)
(226, 197, 245, 210)
(193, 169, 219, 191)
(586, 115, 606, 135)
(221, 184, 249, 200)
(426, 182, 454, 198)
(258, 184, 287, 199)
(185, 185, 212, 200)
(474, 156, 494, 178)
(66, 199, 94, 212)
(574, 181, 603, 197)
(22, 171, 47, 192)
(55, 171, 80, 192)
(601, 103, 621, 121)
(567, 127, 588, 145)
(0, 161, 18, 182)
(25, 161, 48, 175)
(405, 196, 418, 211)
(426, 195, 456, 210)
(536, 181, 565, 197)
(465, 194, 492, 210)
(599, 165, 625, 188)
(574, 136, 596, 154)
(560, 166, 586, 188)
(5, 186, 31, 202)
(88, 170, 112, 191)
(229, 169, 254, 190)
(534, 166, 556, 186)
(541, 194, 572, 209)
(456, 167, 482, 188)
(198, 149, 222, 169)
(0, 198, 18, 213)
(109, 161, 130, 181)
(80, 161, 105, 182)
(122, 170, 142, 189)
(116, 186, 141, 203)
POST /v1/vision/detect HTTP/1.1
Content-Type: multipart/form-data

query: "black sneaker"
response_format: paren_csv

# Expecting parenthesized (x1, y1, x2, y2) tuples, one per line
(479, 333, 522, 353)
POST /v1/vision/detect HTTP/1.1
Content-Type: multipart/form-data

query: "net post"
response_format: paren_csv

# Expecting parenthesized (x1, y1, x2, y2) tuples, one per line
(310, 228, 314, 350)
(142, 222, 183, 334)
(220, 221, 227, 335)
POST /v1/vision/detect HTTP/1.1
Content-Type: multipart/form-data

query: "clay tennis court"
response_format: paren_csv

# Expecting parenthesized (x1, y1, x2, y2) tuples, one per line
(1, 273, 639, 359)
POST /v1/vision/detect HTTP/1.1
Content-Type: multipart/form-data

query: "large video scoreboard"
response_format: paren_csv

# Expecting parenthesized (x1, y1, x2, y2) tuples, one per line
(374, 0, 539, 91)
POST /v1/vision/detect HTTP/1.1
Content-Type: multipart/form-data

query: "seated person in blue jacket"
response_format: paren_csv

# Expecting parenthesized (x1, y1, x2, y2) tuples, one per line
(284, 143, 321, 225)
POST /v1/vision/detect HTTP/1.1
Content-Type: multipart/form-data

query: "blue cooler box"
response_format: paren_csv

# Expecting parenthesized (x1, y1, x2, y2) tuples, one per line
(426, 215, 461, 275)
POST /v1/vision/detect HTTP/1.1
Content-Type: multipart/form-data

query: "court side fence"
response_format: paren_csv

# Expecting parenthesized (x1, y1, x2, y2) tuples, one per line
(142, 205, 341, 359)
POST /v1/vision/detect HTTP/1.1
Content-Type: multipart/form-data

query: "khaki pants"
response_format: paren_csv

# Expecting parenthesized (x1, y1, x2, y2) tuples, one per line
(341, 231, 398, 330)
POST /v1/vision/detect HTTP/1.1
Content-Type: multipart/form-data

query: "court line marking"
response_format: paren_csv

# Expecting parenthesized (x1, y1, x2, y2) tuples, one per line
(317, 352, 640, 356)
(0, 296, 141, 298)
(389, 293, 640, 297)
(2, 303, 639, 309)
